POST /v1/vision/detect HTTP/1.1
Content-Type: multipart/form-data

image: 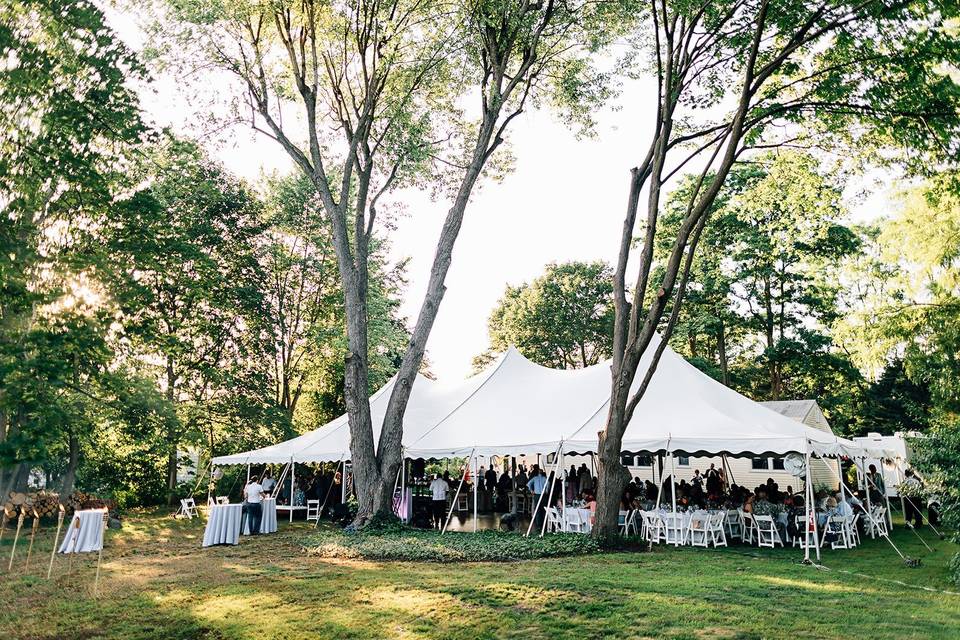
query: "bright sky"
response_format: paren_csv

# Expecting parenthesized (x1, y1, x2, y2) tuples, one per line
(109, 10, 890, 382)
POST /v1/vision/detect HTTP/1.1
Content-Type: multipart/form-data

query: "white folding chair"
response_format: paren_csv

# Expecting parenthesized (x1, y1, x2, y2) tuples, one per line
(216, 496, 229, 505)
(641, 512, 665, 544)
(867, 507, 888, 537)
(724, 509, 742, 540)
(306, 499, 320, 523)
(619, 510, 638, 536)
(545, 507, 565, 533)
(793, 515, 816, 550)
(180, 498, 198, 519)
(687, 513, 710, 547)
(707, 512, 727, 548)
(847, 514, 860, 547)
(753, 515, 783, 548)
(566, 509, 587, 533)
(662, 513, 686, 546)
(456, 492, 469, 512)
(820, 516, 849, 549)
(740, 509, 755, 544)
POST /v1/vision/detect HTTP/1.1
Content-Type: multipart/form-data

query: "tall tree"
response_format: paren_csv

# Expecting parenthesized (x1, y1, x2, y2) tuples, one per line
(594, 0, 960, 537)
(103, 138, 268, 503)
(150, 0, 622, 523)
(0, 0, 152, 495)
(476, 261, 615, 370)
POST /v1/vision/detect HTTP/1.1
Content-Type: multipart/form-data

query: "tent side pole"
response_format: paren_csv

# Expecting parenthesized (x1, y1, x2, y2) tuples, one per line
(401, 452, 407, 523)
(290, 455, 295, 522)
(317, 456, 344, 528)
(540, 445, 564, 538)
(472, 455, 478, 533)
(560, 445, 566, 524)
(246, 463, 251, 484)
(442, 448, 475, 535)
(669, 451, 677, 515)
(860, 456, 874, 537)
(526, 442, 563, 537)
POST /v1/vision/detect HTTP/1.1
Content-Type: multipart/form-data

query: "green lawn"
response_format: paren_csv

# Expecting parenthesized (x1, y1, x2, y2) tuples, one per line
(1, 509, 957, 639)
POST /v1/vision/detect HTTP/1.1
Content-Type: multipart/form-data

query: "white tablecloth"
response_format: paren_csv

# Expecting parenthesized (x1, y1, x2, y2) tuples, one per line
(59, 508, 107, 554)
(564, 508, 593, 534)
(203, 503, 243, 547)
(242, 498, 277, 535)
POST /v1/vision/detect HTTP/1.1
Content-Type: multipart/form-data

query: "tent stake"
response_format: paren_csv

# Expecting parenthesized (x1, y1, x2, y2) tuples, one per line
(7, 512, 24, 571)
(24, 508, 39, 571)
(47, 506, 64, 579)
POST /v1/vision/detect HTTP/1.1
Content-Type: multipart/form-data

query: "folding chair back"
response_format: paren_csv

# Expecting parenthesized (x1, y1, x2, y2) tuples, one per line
(688, 513, 710, 547)
(306, 499, 321, 523)
(725, 509, 742, 540)
(216, 496, 229, 505)
(662, 513, 686, 546)
(708, 512, 727, 547)
(641, 512, 664, 544)
(753, 515, 782, 548)
(180, 498, 198, 519)
(545, 507, 564, 533)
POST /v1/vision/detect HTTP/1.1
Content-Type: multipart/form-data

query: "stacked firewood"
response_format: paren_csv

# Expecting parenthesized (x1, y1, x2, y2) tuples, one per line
(2, 490, 116, 521)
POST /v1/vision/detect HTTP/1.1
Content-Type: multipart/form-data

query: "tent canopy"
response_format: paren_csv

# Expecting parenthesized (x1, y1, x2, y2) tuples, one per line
(213, 334, 890, 465)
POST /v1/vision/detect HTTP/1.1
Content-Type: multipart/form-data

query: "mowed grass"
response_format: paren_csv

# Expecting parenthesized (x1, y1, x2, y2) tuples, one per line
(0, 509, 957, 640)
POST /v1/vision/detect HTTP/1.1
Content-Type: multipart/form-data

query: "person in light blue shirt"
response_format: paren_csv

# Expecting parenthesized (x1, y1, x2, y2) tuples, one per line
(527, 467, 547, 529)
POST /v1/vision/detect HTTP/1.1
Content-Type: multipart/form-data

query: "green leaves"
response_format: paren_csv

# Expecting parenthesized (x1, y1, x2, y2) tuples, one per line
(478, 261, 615, 370)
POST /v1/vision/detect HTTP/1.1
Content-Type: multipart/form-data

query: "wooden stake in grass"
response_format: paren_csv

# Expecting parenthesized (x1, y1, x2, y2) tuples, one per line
(93, 512, 108, 597)
(7, 511, 25, 571)
(0, 504, 13, 545)
(47, 505, 65, 580)
(25, 508, 39, 571)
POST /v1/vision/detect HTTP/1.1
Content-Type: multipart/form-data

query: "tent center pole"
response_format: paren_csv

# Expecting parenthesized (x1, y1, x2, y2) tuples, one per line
(472, 454, 479, 532)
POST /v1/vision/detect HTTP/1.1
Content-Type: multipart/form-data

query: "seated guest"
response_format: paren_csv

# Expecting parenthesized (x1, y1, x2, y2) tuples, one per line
(645, 480, 657, 501)
(743, 493, 755, 513)
(835, 492, 854, 518)
(585, 491, 597, 525)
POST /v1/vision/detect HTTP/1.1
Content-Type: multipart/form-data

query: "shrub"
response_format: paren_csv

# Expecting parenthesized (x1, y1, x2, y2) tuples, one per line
(302, 528, 619, 562)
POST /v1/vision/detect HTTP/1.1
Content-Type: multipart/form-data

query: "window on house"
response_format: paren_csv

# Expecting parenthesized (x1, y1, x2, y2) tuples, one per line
(751, 457, 768, 471)
(677, 455, 690, 467)
(771, 457, 785, 470)
(636, 455, 653, 467)
(620, 453, 634, 466)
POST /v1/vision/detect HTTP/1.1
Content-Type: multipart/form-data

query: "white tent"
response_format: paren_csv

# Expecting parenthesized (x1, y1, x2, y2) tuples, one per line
(213, 334, 889, 466)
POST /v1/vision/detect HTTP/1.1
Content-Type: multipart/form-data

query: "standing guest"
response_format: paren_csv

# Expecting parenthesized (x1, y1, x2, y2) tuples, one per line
(568, 465, 580, 496)
(867, 464, 886, 503)
(485, 465, 498, 492)
(429, 473, 449, 529)
(261, 470, 276, 496)
(243, 475, 265, 535)
(578, 463, 593, 493)
(901, 469, 924, 528)
(496, 469, 512, 512)
(527, 467, 548, 530)
(692, 469, 704, 490)
(515, 466, 529, 491)
(705, 463, 721, 495)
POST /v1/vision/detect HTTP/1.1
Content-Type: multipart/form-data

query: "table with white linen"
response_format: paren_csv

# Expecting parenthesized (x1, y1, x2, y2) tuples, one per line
(242, 498, 277, 535)
(59, 508, 108, 554)
(203, 503, 243, 547)
(564, 508, 593, 533)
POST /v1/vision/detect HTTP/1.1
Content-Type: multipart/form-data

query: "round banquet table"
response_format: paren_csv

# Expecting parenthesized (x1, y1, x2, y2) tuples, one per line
(203, 503, 243, 547)
(242, 498, 277, 535)
(59, 508, 108, 554)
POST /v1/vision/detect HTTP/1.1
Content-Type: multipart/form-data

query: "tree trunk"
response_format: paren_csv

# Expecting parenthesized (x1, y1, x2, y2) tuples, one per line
(60, 429, 79, 496)
(718, 322, 729, 386)
(165, 356, 178, 506)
